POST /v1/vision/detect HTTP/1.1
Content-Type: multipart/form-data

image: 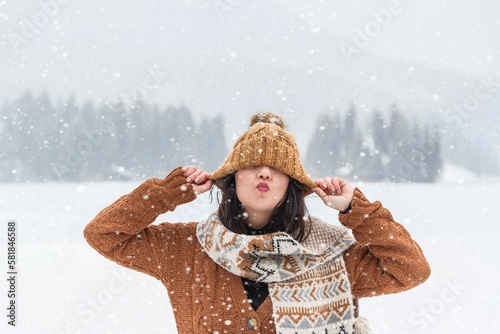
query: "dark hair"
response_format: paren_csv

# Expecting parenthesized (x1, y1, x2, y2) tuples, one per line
(212, 173, 311, 242)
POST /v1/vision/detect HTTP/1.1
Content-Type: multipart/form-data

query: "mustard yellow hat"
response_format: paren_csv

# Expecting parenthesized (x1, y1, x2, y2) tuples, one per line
(210, 111, 316, 194)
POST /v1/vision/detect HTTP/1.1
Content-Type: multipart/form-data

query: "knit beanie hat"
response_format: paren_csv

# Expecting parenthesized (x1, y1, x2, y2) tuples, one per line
(210, 111, 316, 194)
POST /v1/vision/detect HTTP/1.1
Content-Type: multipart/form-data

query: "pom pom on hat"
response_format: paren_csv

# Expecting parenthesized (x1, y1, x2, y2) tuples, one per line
(210, 111, 316, 194)
(250, 111, 286, 130)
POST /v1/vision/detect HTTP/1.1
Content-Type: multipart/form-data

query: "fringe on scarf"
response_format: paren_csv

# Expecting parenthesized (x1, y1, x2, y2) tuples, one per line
(354, 317, 372, 334)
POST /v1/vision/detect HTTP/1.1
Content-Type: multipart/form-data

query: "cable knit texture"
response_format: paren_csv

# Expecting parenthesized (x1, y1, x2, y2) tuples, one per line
(210, 112, 317, 193)
(84, 167, 431, 333)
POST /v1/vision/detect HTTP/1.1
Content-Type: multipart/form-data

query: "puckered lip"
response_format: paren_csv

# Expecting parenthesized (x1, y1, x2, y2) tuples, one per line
(256, 182, 270, 190)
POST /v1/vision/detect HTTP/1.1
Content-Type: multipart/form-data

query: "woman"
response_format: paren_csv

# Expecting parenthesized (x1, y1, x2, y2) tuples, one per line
(84, 111, 430, 334)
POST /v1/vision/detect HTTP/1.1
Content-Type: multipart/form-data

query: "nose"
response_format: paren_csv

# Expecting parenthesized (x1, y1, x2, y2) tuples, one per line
(257, 166, 272, 180)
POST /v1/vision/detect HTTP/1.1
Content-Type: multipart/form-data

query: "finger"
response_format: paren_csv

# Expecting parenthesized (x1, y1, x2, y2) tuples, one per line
(315, 178, 331, 194)
(311, 186, 321, 194)
(337, 178, 351, 195)
(198, 171, 210, 183)
(183, 165, 196, 177)
(311, 186, 327, 197)
(323, 177, 337, 194)
(316, 186, 335, 207)
(339, 178, 349, 189)
(314, 179, 328, 190)
(187, 169, 204, 183)
(193, 180, 213, 195)
(193, 171, 210, 184)
(332, 177, 342, 194)
(203, 179, 213, 190)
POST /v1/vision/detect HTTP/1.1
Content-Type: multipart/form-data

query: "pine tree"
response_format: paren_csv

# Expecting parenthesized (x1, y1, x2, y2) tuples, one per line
(12, 91, 39, 181)
(364, 110, 387, 181)
(342, 105, 363, 178)
(387, 105, 412, 182)
(0, 98, 15, 181)
(197, 113, 227, 172)
(305, 113, 340, 178)
(164, 104, 197, 170)
(422, 126, 442, 182)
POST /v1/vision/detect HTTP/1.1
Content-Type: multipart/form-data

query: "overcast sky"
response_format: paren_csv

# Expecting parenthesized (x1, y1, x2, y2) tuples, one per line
(1, 0, 499, 146)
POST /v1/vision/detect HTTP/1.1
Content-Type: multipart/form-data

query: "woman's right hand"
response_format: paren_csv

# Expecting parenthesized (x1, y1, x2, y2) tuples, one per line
(182, 166, 213, 195)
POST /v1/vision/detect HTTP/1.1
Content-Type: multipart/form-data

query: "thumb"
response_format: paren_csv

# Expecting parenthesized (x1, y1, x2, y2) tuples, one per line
(193, 180, 214, 195)
(311, 186, 326, 197)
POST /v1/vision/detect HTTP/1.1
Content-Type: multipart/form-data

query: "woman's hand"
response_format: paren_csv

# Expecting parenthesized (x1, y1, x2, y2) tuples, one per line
(312, 177, 354, 212)
(182, 166, 213, 195)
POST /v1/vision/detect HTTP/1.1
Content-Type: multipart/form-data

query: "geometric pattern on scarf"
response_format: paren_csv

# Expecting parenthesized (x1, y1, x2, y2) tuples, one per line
(196, 213, 359, 334)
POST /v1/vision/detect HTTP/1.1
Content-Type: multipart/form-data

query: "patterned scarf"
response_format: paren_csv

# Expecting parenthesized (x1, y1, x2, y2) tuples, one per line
(196, 213, 371, 334)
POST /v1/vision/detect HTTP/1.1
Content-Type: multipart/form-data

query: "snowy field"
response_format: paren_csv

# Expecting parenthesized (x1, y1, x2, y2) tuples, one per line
(1, 178, 499, 333)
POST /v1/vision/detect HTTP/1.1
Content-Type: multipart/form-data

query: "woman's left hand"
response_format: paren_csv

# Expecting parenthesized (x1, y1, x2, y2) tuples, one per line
(312, 177, 354, 212)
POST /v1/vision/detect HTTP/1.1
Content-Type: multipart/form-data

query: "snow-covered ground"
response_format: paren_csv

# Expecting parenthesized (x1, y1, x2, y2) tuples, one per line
(1, 178, 499, 333)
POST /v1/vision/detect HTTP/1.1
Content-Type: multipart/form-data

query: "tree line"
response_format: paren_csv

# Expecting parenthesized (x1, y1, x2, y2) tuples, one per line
(305, 105, 443, 182)
(0, 91, 227, 182)
(1, 92, 497, 182)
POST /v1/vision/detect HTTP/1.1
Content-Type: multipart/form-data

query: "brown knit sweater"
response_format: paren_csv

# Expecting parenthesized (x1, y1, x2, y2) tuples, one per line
(83, 167, 430, 333)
